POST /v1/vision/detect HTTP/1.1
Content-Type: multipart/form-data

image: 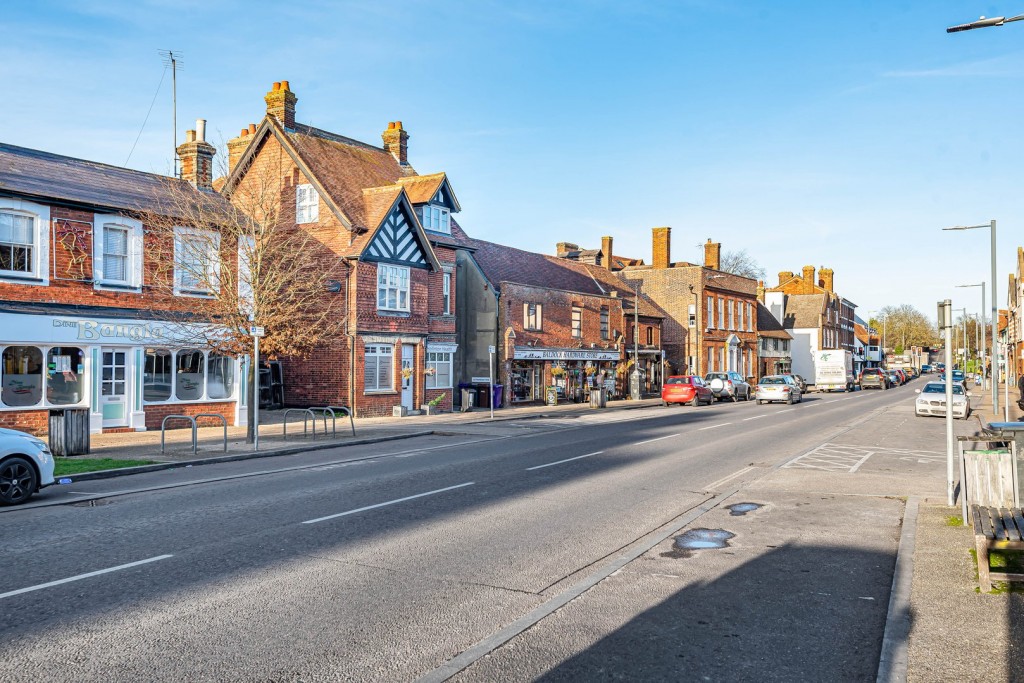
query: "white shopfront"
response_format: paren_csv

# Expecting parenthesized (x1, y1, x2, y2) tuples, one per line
(0, 310, 245, 433)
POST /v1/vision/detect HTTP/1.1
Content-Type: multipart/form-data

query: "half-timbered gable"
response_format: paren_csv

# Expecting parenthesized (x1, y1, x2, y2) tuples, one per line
(363, 199, 431, 269)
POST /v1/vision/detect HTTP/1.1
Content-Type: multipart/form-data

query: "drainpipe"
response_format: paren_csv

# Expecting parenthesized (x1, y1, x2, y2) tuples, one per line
(343, 259, 357, 415)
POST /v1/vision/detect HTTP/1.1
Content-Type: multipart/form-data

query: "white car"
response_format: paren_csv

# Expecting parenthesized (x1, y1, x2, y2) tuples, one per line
(0, 428, 55, 505)
(915, 381, 971, 420)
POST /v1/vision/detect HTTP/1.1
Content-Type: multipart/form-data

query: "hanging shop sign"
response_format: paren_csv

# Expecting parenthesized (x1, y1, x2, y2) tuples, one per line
(513, 346, 619, 362)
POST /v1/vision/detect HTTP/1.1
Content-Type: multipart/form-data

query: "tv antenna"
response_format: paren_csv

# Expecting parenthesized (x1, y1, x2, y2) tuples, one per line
(158, 50, 184, 177)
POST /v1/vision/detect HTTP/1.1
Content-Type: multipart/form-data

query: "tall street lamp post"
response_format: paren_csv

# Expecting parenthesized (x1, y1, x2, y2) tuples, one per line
(954, 307, 968, 369)
(947, 13, 1024, 32)
(956, 282, 986, 381)
(943, 220, 999, 414)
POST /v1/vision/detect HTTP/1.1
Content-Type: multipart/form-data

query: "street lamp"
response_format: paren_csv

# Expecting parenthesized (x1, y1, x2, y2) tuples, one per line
(953, 307, 968, 369)
(947, 13, 1024, 32)
(956, 283, 986, 382)
(942, 220, 999, 413)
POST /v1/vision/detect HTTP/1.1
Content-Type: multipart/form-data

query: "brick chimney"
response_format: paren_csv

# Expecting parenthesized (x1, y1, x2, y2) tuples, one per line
(556, 242, 579, 257)
(176, 119, 216, 190)
(601, 235, 614, 270)
(382, 121, 409, 166)
(265, 81, 297, 129)
(227, 123, 258, 174)
(820, 267, 834, 292)
(757, 280, 766, 303)
(652, 227, 671, 269)
(778, 271, 794, 286)
(704, 239, 721, 270)
(802, 265, 816, 294)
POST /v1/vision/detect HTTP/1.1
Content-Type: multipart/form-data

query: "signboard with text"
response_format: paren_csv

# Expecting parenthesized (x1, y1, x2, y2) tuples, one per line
(513, 346, 619, 362)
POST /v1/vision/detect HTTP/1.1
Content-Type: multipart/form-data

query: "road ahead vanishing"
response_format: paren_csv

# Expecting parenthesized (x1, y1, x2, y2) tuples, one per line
(0, 384, 946, 681)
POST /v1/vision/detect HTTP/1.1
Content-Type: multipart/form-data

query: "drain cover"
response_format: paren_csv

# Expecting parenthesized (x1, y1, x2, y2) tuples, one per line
(70, 498, 112, 508)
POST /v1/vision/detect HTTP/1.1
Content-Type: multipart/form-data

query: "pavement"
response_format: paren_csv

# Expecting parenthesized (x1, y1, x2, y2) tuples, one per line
(32, 381, 1024, 680)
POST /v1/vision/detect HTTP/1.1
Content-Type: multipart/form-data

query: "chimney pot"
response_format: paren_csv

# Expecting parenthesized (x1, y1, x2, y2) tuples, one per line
(177, 124, 216, 190)
(388, 121, 396, 130)
(266, 82, 298, 129)
(240, 128, 249, 137)
(185, 129, 196, 143)
(281, 80, 290, 91)
(395, 121, 403, 129)
(248, 123, 257, 134)
(196, 118, 206, 143)
(272, 82, 281, 91)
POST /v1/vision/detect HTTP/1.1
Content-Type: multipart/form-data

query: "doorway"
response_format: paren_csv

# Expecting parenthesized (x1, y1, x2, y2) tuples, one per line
(100, 347, 129, 428)
(401, 344, 414, 411)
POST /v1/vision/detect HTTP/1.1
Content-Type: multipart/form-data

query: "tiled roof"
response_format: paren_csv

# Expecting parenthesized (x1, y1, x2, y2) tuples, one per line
(782, 294, 826, 330)
(0, 142, 231, 215)
(757, 302, 792, 339)
(854, 323, 872, 344)
(395, 173, 446, 203)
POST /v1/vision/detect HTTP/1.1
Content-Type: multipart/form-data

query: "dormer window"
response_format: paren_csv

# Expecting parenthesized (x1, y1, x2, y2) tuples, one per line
(420, 205, 450, 234)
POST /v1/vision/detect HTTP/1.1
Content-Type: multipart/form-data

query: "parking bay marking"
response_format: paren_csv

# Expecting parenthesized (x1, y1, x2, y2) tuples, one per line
(0, 555, 174, 601)
(526, 451, 603, 471)
(302, 482, 475, 524)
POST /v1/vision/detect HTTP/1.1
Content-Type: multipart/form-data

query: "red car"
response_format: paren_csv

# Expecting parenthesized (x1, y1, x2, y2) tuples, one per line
(662, 375, 713, 407)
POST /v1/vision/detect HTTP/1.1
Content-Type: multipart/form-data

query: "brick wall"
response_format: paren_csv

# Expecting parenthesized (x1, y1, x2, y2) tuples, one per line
(143, 401, 236, 431)
(0, 410, 49, 436)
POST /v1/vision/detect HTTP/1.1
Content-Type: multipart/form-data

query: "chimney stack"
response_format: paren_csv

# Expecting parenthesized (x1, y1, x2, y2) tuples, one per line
(802, 265, 816, 294)
(704, 239, 721, 270)
(176, 118, 216, 190)
(227, 123, 258, 173)
(382, 121, 410, 166)
(556, 241, 579, 257)
(757, 280, 766, 303)
(601, 235, 614, 270)
(652, 227, 671, 269)
(265, 81, 297, 130)
(820, 267, 834, 292)
(778, 271, 794, 286)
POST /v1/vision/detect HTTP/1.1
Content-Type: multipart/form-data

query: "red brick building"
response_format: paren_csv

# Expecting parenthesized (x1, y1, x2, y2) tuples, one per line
(221, 82, 468, 417)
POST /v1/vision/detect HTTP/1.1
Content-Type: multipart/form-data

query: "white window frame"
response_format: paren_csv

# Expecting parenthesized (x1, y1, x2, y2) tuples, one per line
(718, 297, 724, 330)
(93, 214, 143, 290)
(173, 226, 220, 297)
(729, 300, 735, 330)
(425, 350, 453, 389)
(524, 302, 543, 331)
(364, 344, 394, 392)
(377, 264, 410, 312)
(706, 296, 713, 329)
(571, 307, 582, 338)
(442, 272, 451, 315)
(296, 184, 319, 224)
(0, 199, 49, 285)
(420, 204, 451, 234)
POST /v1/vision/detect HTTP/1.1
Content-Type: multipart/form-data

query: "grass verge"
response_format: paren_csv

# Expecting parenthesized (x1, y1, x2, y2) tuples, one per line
(54, 458, 156, 476)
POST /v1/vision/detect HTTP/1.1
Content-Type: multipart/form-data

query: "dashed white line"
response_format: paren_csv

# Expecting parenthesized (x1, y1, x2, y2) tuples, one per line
(634, 434, 680, 446)
(302, 482, 475, 524)
(526, 451, 603, 471)
(698, 423, 732, 431)
(0, 555, 174, 601)
(743, 415, 767, 421)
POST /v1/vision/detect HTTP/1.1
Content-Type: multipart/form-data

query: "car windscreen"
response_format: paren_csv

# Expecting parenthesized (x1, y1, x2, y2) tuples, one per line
(706, 373, 727, 380)
(760, 377, 785, 385)
(923, 384, 964, 395)
(665, 377, 691, 385)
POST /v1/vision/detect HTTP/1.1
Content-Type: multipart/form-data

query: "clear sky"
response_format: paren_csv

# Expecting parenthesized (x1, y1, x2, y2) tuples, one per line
(4, 1, 1023, 324)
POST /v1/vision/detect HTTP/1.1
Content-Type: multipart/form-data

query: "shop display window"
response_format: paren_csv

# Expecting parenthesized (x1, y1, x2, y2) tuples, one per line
(144, 348, 173, 401)
(176, 349, 205, 401)
(208, 353, 235, 399)
(2, 346, 43, 406)
(46, 347, 84, 405)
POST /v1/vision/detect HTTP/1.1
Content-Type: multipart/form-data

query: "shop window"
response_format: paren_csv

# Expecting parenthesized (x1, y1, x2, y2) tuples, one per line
(377, 264, 410, 312)
(426, 351, 453, 389)
(365, 344, 394, 392)
(600, 307, 609, 339)
(46, 347, 84, 405)
(144, 348, 173, 402)
(571, 308, 582, 338)
(208, 353, 235, 399)
(176, 349, 205, 401)
(2, 346, 43, 406)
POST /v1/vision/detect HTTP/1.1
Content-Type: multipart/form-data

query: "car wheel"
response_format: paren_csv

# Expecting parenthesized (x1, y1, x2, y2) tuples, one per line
(744, 389, 751, 401)
(691, 396, 700, 407)
(756, 399, 763, 405)
(787, 396, 794, 405)
(731, 393, 739, 403)
(0, 456, 38, 506)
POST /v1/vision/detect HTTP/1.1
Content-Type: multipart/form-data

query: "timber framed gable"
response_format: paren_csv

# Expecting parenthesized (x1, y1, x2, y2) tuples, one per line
(364, 201, 431, 269)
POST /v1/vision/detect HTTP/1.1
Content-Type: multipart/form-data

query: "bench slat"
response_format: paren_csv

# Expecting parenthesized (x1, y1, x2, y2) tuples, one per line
(990, 507, 1007, 541)
(1001, 508, 1022, 542)
(972, 505, 987, 536)
(1013, 508, 1024, 537)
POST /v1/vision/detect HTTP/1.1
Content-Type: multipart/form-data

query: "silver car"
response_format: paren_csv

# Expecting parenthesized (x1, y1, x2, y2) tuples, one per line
(704, 371, 752, 402)
(755, 375, 802, 405)
(0, 427, 55, 505)
(915, 381, 971, 419)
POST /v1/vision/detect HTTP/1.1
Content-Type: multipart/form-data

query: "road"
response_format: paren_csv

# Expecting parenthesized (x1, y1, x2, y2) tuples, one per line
(0, 384, 940, 681)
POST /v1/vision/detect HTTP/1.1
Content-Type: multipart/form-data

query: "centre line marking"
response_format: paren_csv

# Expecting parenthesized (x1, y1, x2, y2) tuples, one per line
(527, 451, 603, 471)
(634, 434, 680, 446)
(302, 482, 475, 524)
(0, 555, 173, 601)
(743, 415, 767, 421)
(698, 423, 731, 431)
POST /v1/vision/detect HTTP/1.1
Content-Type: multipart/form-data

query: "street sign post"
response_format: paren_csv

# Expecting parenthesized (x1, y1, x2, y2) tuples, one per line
(251, 325, 265, 451)
(488, 345, 495, 419)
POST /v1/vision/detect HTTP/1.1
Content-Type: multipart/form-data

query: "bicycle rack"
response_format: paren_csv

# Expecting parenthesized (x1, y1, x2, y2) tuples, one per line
(160, 414, 228, 454)
(309, 406, 356, 438)
(283, 408, 318, 441)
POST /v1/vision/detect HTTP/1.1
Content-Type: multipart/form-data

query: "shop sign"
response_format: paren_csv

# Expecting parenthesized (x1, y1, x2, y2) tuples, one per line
(53, 319, 171, 342)
(513, 346, 619, 362)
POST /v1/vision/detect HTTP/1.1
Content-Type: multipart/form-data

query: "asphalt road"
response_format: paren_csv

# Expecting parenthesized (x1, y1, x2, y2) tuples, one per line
(0, 384, 924, 681)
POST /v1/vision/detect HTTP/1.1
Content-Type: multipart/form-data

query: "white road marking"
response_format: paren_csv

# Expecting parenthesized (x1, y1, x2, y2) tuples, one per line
(0, 555, 173, 601)
(848, 450, 875, 474)
(698, 423, 732, 431)
(526, 451, 603, 471)
(706, 466, 754, 490)
(743, 415, 767, 421)
(302, 482, 475, 524)
(634, 434, 680, 446)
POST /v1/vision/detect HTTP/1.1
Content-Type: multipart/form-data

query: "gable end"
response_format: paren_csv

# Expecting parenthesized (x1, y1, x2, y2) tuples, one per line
(364, 204, 429, 268)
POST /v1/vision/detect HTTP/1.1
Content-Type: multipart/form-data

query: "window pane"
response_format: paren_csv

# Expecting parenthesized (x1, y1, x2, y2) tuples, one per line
(208, 354, 235, 399)
(47, 347, 85, 405)
(176, 349, 205, 401)
(144, 348, 173, 402)
(2, 346, 43, 406)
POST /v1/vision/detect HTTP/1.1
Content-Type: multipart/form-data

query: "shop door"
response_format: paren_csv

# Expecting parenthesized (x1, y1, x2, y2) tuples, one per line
(401, 344, 414, 411)
(100, 347, 129, 427)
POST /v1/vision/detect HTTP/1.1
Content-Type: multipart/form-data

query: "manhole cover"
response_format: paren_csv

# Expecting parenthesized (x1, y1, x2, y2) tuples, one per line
(726, 502, 762, 516)
(661, 528, 735, 558)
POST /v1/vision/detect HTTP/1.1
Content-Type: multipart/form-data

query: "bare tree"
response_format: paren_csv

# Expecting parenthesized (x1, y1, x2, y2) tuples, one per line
(138, 159, 348, 441)
(719, 249, 766, 280)
(875, 304, 939, 352)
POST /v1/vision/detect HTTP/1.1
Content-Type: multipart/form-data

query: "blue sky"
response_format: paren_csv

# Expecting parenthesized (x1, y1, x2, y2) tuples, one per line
(4, 1, 1023, 323)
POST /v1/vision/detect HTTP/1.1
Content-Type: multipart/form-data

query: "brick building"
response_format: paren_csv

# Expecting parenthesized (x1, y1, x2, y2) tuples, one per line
(562, 229, 760, 381)
(0, 135, 244, 435)
(1008, 247, 1023, 381)
(756, 301, 793, 377)
(457, 239, 664, 405)
(221, 81, 469, 417)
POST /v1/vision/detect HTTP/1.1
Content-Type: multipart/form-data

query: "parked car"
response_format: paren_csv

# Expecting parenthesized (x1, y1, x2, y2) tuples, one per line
(0, 427, 55, 505)
(783, 373, 808, 393)
(662, 375, 713, 407)
(859, 368, 889, 390)
(921, 364, 933, 374)
(755, 375, 803, 404)
(915, 381, 971, 419)
(704, 371, 752, 402)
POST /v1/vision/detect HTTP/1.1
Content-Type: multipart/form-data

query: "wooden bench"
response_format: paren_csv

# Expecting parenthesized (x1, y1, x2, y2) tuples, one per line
(971, 504, 1024, 591)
